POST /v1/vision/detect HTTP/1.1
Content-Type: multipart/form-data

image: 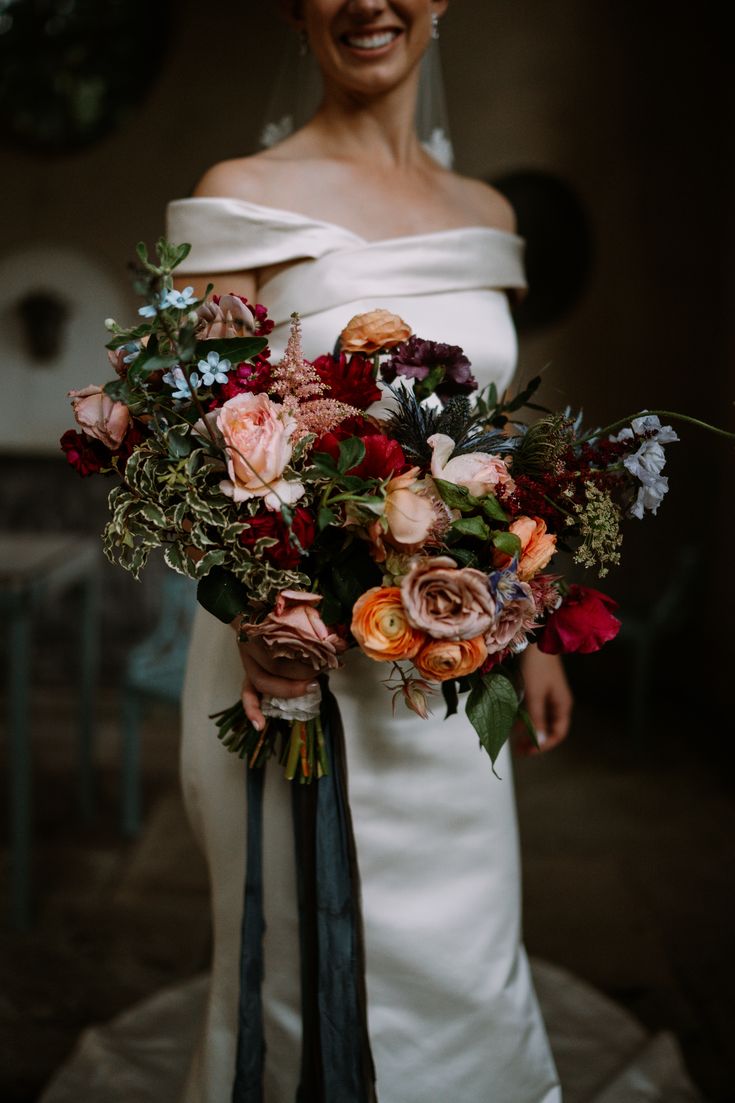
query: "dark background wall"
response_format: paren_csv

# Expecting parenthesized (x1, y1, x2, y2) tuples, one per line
(0, 0, 732, 706)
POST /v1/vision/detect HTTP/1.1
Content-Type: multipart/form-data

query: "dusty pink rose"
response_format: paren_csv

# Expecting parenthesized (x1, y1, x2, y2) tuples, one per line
(484, 584, 537, 655)
(196, 294, 255, 339)
(68, 384, 130, 450)
(217, 392, 304, 509)
(401, 555, 496, 640)
(240, 590, 347, 671)
(427, 433, 515, 498)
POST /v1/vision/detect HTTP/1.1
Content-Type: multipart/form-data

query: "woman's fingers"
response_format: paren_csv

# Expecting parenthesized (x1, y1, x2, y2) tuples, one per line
(245, 639, 315, 681)
(241, 678, 265, 732)
(239, 647, 316, 699)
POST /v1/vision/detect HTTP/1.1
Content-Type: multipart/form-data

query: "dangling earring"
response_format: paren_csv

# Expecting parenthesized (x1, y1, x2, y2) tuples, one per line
(298, 29, 309, 56)
(431, 12, 440, 39)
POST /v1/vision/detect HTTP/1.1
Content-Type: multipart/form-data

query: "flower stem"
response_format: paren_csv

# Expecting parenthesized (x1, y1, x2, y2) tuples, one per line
(579, 409, 735, 444)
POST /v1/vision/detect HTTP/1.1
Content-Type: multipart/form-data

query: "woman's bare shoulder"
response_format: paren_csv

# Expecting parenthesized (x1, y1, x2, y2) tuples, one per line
(191, 151, 293, 203)
(445, 173, 517, 234)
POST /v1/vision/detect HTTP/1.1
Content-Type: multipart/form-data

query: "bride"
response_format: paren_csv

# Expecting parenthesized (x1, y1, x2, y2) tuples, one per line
(165, 2, 573, 1100)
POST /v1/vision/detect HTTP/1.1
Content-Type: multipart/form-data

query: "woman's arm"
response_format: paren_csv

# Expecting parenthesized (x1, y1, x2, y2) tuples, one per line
(515, 645, 573, 755)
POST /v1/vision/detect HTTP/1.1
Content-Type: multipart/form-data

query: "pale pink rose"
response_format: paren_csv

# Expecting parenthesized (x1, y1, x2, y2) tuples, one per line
(240, 590, 347, 671)
(495, 516, 557, 581)
(217, 392, 304, 510)
(427, 433, 515, 498)
(401, 555, 496, 640)
(68, 384, 130, 450)
(196, 294, 255, 339)
(484, 583, 536, 654)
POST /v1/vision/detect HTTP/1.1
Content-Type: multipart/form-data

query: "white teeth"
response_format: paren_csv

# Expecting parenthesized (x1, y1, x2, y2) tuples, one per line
(345, 31, 397, 50)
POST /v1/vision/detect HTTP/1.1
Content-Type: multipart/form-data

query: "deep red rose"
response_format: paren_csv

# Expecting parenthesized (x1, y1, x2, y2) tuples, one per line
(315, 430, 407, 481)
(537, 585, 621, 655)
(310, 352, 381, 409)
(60, 429, 108, 476)
(238, 506, 316, 570)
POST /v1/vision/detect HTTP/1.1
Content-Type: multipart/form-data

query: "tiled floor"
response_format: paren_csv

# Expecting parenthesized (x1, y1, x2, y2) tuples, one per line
(0, 688, 732, 1102)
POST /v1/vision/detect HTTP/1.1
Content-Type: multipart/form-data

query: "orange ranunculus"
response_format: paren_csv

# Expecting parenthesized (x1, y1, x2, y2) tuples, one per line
(414, 636, 488, 682)
(351, 586, 426, 662)
(340, 309, 412, 354)
(494, 516, 557, 581)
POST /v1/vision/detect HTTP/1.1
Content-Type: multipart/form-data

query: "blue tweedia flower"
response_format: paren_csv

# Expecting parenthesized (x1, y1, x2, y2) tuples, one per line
(138, 291, 168, 318)
(197, 350, 232, 387)
(165, 286, 197, 310)
(122, 341, 141, 364)
(162, 366, 199, 400)
(487, 563, 527, 610)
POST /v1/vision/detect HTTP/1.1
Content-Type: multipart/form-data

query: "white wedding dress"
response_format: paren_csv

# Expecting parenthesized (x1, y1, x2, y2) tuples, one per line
(39, 198, 702, 1103)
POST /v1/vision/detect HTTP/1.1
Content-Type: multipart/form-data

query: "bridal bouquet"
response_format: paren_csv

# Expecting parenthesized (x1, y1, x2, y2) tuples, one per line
(61, 239, 731, 780)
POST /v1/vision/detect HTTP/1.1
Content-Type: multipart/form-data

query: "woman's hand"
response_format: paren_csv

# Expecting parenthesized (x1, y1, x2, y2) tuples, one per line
(514, 643, 573, 756)
(237, 633, 317, 732)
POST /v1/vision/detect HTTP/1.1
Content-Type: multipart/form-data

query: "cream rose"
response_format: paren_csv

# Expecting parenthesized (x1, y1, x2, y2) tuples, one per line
(400, 555, 496, 640)
(427, 433, 515, 498)
(384, 469, 439, 548)
(68, 384, 130, 450)
(217, 392, 304, 509)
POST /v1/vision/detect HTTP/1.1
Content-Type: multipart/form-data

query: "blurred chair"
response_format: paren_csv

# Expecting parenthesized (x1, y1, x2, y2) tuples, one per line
(120, 572, 197, 836)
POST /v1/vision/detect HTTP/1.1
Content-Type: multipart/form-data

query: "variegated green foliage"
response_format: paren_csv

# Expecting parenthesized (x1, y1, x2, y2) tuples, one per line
(102, 436, 310, 605)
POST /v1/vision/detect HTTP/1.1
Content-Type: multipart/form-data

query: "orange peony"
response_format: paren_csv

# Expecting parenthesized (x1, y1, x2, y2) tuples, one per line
(414, 636, 488, 682)
(351, 586, 426, 662)
(495, 516, 557, 581)
(340, 309, 412, 354)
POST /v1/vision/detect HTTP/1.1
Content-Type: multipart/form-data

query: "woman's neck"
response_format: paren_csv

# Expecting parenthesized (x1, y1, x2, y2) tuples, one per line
(310, 70, 424, 169)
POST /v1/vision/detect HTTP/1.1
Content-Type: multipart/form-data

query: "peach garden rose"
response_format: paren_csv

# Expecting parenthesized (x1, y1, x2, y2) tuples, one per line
(217, 391, 304, 510)
(494, 516, 557, 581)
(340, 309, 412, 354)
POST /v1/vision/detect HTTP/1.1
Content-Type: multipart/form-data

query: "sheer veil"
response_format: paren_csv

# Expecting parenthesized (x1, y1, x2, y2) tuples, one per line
(258, 33, 454, 168)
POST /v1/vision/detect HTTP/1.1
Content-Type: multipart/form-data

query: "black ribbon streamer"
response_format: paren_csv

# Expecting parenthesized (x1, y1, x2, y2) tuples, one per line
(232, 687, 377, 1103)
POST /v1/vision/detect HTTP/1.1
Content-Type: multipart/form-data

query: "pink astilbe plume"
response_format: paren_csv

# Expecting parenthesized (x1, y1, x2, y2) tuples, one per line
(272, 314, 358, 441)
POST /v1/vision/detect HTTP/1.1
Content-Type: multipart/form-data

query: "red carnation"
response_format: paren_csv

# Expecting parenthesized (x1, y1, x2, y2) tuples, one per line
(315, 430, 407, 481)
(211, 355, 273, 407)
(238, 506, 316, 570)
(310, 352, 381, 410)
(537, 585, 621, 655)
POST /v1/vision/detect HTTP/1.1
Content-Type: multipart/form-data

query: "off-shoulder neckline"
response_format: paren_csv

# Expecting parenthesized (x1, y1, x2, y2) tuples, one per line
(168, 195, 523, 249)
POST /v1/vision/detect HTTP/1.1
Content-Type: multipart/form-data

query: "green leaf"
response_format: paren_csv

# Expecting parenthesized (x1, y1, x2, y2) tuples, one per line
(466, 672, 519, 768)
(492, 531, 522, 558)
(503, 375, 543, 413)
(479, 494, 508, 522)
(308, 451, 339, 478)
(451, 515, 491, 541)
(441, 680, 459, 718)
(194, 337, 268, 364)
(167, 430, 191, 458)
(103, 379, 134, 403)
(318, 507, 337, 531)
(197, 567, 249, 624)
(445, 546, 479, 568)
(337, 436, 366, 474)
(433, 478, 475, 511)
(517, 706, 539, 750)
(139, 502, 167, 528)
